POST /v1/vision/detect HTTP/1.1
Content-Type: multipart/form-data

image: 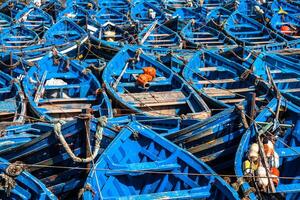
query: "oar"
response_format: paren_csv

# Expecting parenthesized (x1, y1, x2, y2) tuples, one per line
(112, 61, 129, 90)
(255, 122, 276, 193)
(34, 71, 47, 103)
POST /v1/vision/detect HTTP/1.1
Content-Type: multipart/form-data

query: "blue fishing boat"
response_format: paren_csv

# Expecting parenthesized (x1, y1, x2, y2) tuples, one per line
(43, 17, 88, 46)
(66, 0, 98, 13)
(158, 52, 190, 74)
(269, 51, 300, 67)
(200, 0, 224, 14)
(90, 22, 136, 50)
(58, 4, 90, 26)
(83, 121, 240, 200)
(138, 21, 182, 49)
(0, 116, 116, 198)
(15, 6, 54, 35)
(271, 0, 300, 16)
(132, 0, 163, 8)
(23, 52, 112, 122)
(98, 0, 130, 14)
(224, 11, 286, 49)
(164, 0, 198, 11)
(181, 21, 237, 49)
(131, 2, 166, 29)
(252, 53, 300, 107)
(235, 98, 300, 199)
(20, 18, 88, 62)
(218, 47, 259, 70)
(0, 12, 12, 31)
(103, 46, 211, 119)
(0, 71, 26, 129)
(0, 25, 39, 50)
(236, 0, 264, 18)
(182, 51, 270, 107)
(163, 16, 187, 33)
(93, 7, 132, 29)
(270, 13, 300, 40)
(164, 103, 252, 173)
(206, 7, 231, 29)
(0, 52, 32, 79)
(172, 8, 205, 23)
(1, 123, 53, 151)
(40, 0, 64, 22)
(0, 0, 26, 18)
(0, 158, 57, 199)
(88, 21, 136, 60)
(108, 114, 200, 135)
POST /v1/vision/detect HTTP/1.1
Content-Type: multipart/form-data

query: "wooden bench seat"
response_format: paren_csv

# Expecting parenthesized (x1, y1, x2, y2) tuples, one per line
(120, 91, 186, 107)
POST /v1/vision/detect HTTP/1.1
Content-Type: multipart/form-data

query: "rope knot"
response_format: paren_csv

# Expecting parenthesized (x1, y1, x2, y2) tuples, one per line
(97, 116, 107, 127)
(0, 162, 25, 196)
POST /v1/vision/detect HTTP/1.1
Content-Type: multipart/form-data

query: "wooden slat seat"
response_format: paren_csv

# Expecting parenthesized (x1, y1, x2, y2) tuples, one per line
(283, 88, 300, 93)
(203, 87, 255, 97)
(197, 78, 237, 84)
(120, 91, 186, 107)
(42, 103, 91, 114)
(192, 37, 219, 41)
(274, 78, 300, 83)
(38, 97, 96, 105)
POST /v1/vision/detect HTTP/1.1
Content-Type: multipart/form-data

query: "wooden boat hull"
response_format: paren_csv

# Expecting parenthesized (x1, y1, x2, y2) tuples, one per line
(0, 25, 39, 50)
(253, 53, 300, 107)
(83, 121, 240, 200)
(224, 11, 287, 50)
(23, 53, 112, 122)
(0, 158, 57, 199)
(0, 117, 117, 198)
(138, 21, 182, 49)
(15, 6, 54, 35)
(181, 22, 237, 49)
(183, 50, 270, 107)
(103, 46, 210, 119)
(235, 98, 300, 199)
(0, 71, 26, 129)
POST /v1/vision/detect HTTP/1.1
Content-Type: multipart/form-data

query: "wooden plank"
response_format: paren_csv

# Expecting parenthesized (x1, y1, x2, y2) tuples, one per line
(284, 88, 300, 93)
(274, 78, 300, 83)
(195, 41, 224, 45)
(147, 40, 174, 43)
(38, 97, 96, 105)
(150, 43, 178, 47)
(203, 88, 232, 97)
(4, 40, 36, 44)
(203, 87, 255, 97)
(42, 103, 91, 114)
(221, 98, 244, 104)
(229, 88, 255, 93)
(192, 38, 219, 41)
(150, 34, 171, 37)
(120, 91, 186, 106)
(270, 69, 283, 74)
(250, 40, 272, 44)
(198, 67, 218, 72)
(197, 78, 236, 84)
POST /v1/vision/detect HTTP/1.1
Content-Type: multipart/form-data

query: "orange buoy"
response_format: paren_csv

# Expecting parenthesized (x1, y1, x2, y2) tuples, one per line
(143, 67, 156, 78)
(271, 167, 280, 186)
(137, 74, 153, 88)
(281, 25, 291, 35)
(263, 140, 274, 157)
